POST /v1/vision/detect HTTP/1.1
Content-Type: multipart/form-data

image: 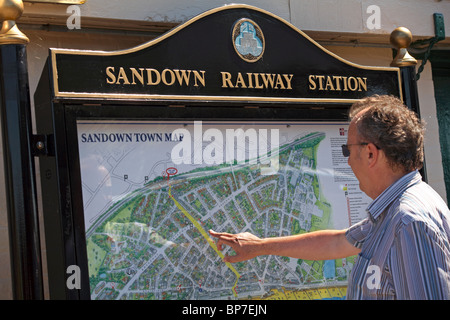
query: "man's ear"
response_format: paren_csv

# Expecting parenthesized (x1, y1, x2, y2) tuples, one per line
(367, 143, 380, 168)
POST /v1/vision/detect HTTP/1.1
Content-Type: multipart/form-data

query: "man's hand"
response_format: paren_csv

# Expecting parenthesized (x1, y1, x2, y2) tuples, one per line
(209, 230, 263, 263)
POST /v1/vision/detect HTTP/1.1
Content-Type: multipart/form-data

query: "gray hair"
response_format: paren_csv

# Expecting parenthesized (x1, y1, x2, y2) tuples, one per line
(349, 95, 425, 172)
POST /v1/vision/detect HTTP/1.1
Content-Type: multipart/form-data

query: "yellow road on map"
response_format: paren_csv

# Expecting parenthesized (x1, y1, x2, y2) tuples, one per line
(168, 183, 241, 297)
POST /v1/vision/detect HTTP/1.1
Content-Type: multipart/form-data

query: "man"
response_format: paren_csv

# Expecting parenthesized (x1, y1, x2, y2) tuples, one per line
(209, 95, 450, 299)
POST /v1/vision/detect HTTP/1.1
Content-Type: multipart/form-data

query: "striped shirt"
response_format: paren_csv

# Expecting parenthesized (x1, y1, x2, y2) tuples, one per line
(345, 170, 450, 300)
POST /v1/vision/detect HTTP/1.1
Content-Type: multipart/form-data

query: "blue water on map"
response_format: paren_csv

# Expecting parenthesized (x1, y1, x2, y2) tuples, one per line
(323, 260, 336, 279)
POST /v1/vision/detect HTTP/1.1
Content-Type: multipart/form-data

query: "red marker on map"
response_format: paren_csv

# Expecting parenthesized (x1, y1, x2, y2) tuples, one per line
(166, 167, 178, 180)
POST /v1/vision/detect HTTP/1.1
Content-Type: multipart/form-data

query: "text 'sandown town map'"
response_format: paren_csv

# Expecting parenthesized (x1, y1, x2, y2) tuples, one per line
(78, 121, 371, 300)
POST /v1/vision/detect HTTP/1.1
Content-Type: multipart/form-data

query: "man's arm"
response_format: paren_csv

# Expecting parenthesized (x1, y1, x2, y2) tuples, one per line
(209, 229, 360, 263)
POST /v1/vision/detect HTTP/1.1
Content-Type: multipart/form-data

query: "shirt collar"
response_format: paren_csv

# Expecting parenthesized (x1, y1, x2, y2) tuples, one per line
(366, 170, 422, 221)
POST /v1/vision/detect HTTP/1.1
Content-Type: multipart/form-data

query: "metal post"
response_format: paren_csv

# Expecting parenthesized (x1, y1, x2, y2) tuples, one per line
(0, 0, 44, 299)
(390, 27, 427, 182)
(390, 27, 419, 111)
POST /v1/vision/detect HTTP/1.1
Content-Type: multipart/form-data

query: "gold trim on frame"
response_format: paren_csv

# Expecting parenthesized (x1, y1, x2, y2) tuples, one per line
(50, 4, 403, 103)
(51, 91, 368, 105)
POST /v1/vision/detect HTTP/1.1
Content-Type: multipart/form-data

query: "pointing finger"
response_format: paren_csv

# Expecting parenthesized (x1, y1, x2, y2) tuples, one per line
(215, 236, 236, 251)
(209, 230, 234, 250)
(209, 229, 233, 238)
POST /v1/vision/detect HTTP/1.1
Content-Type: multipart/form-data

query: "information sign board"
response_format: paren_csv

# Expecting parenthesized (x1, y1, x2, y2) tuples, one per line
(34, 4, 404, 300)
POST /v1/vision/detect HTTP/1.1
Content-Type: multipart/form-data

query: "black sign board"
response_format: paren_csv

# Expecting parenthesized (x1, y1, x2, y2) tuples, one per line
(50, 4, 401, 104)
(35, 4, 404, 301)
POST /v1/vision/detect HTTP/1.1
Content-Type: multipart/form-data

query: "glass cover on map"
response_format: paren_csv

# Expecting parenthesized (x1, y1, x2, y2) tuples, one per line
(77, 120, 371, 300)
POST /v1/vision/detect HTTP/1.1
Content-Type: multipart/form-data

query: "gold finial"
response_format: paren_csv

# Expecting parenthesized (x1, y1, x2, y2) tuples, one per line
(390, 27, 417, 67)
(0, 0, 29, 45)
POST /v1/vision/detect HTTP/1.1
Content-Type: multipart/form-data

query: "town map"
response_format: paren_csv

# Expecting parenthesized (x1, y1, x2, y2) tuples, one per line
(78, 121, 369, 300)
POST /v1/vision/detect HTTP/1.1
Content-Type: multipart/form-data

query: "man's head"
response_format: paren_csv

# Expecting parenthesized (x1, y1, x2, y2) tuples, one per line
(349, 95, 425, 174)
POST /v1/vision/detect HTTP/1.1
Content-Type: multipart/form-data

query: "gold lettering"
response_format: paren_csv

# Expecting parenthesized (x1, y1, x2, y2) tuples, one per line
(325, 76, 335, 91)
(193, 70, 206, 87)
(173, 69, 191, 86)
(332, 76, 342, 90)
(235, 72, 247, 88)
(283, 74, 293, 89)
(342, 76, 348, 91)
(130, 68, 145, 85)
(221, 72, 233, 88)
(116, 67, 130, 85)
(308, 75, 317, 90)
(358, 77, 367, 91)
(106, 66, 206, 88)
(275, 74, 285, 89)
(220, 72, 294, 90)
(315, 75, 325, 90)
(106, 66, 116, 84)
(260, 74, 276, 89)
(247, 73, 254, 88)
(162, 69, 175, 86)
(308, 74, 368, 92)
(254, 74, 264, 89)
(347, 77, 358, 91)
(146, 68, 161, 85)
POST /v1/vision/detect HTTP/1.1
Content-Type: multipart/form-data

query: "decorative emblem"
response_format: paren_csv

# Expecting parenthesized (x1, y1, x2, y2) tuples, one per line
(232, 19, 265, 63)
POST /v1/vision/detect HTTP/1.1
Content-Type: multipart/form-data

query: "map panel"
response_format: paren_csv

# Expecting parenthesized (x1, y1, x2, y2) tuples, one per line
(77, 121, 371, 300)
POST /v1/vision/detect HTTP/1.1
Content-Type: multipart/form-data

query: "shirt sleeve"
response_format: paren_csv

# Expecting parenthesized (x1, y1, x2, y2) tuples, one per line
(345, 218, 372, 249)
(391, 220, 450, 300)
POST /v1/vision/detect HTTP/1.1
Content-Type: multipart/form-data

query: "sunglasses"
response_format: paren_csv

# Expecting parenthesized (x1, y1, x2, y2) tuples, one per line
(341, 143, 368, 157)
